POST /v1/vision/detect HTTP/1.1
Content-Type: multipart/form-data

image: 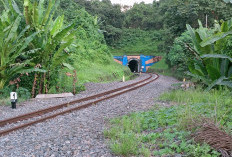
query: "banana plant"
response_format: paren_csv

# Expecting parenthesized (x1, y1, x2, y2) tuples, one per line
(0, 13, 44, 90)
(22, 0, 76, 93)
(186, 20, 232, 90)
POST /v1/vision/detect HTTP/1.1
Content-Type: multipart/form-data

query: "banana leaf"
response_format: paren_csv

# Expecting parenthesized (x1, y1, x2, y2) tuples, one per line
(186, 71, 210, 85)
(201, 31, 232, 47)
(220, 59, 230, 76)
(201, 54, 232, 62)
(206, 64, 221, 81)
(218, 81, 232, 88)
(206, 76, 226, 91)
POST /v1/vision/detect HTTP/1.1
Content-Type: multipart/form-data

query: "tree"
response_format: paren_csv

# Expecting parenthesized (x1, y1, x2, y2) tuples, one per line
(0, 7, 43, 89)
(22, 0, 76, 94)
(159, 0, 232, 36)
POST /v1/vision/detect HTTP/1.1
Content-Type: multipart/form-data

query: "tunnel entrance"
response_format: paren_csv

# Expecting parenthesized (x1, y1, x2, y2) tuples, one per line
(128, 59, 139, 72)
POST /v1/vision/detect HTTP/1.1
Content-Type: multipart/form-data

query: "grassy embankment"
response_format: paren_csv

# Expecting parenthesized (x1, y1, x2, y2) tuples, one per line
(104, 88, 232, 156)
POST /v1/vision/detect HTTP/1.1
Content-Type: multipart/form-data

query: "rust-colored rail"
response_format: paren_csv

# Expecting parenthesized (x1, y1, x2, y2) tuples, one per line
(0, 74, 151, 127)
(0, 73, 159, 136)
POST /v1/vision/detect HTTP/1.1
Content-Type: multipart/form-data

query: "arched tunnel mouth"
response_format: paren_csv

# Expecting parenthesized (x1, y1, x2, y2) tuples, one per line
(128, 60, 139, 72)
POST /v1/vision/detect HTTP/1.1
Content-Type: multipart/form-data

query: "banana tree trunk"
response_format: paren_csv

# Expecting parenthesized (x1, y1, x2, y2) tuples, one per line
(0, 80, 6, 90)
(73, 70, 77, 95)
(31, 73, 38, 98)
(24, 0, 30, 25)
(39, 73, 43, 94)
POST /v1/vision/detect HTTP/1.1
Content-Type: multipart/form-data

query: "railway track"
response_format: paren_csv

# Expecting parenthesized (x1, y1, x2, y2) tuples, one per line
(0, 73, 159, 137)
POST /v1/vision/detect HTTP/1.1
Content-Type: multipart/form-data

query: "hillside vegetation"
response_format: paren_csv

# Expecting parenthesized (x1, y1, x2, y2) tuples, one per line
(0, 0, 130, 102)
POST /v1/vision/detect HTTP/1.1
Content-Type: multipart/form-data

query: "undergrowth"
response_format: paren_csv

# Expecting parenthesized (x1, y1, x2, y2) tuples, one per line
(104, 88, 232, 156)
(0, 87, 31, 106)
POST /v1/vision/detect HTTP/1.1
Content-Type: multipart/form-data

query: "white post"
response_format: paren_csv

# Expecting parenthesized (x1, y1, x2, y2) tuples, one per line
(123, 75, 125, 82)
(206, 14, 208, 28)
(10, 92, 17, 109)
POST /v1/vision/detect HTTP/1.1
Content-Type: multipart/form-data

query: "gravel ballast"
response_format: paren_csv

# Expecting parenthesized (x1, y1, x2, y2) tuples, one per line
(0, 74, 148, 120)
(0, 74, 178, 157)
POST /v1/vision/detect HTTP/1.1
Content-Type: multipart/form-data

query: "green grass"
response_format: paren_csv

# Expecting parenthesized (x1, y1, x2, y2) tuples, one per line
(0, 87, 31, 106)
(0, 97, 28, 106)
(104, 88, 232, 156)
(147, 56, 177, 78)
(0, 98, 11, 106)
(160, 88, 232, 133)
(50, 54, 134, 94)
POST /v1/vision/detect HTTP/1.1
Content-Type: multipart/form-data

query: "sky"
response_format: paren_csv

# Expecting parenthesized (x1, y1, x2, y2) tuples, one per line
(110, 0, 154, 6)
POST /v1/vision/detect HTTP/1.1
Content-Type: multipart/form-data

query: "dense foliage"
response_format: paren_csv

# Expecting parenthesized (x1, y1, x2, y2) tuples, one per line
(167, 31, 193, 79)
(186, 20, 232, 90)
(110, 29, 166, 55)
(0, 0, 231, 94)
(0, 0, 128, 98)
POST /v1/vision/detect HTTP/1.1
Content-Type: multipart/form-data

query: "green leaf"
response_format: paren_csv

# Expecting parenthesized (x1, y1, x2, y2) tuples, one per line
(220, 59, 229, 76)
(16, 25, 30, 41)
(201, 31, 232, 47)
(188, 60, 206, 77)
(187, 24, 200, 53)
(53, 23, 75, 42)
(21, 68, 46, 73)
(32, 2, 39, 26)
(63, 63, 74, 70)
(12, 0, 22, 15)
(197, 20, 208, 40)
(228, 66, 232, 77)
(201, 54, 232, 62)
(24, 0, 29, 6)
(206, 64, 221, 81)
(221, 21, 229, 32)
(206, 76, 226, 91)
(218, 81, 232, 88)
(38, 0, 45, 24)
(50, 15, 64, 37)
(16, 32, 39, 55)
(185, 72, 210, 85)
(41, 0, 54, 26)
(6, 16, 21, 42)
(223, 0, 232, 3)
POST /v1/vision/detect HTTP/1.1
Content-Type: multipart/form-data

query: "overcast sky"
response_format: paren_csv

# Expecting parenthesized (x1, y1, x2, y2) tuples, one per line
(110, 0, 154, 6)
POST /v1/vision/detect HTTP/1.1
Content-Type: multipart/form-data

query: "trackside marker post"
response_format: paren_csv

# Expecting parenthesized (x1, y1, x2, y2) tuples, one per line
(10, 92, 17, 109)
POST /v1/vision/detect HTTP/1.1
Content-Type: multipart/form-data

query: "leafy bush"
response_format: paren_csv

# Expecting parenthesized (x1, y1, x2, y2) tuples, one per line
(0, 86, 31, 105)
(0, 12, 42, 90)
(0, 0, 129, 96)
(167, 31, 194, 79)
(16, 87, 31, 100)
(52, 6, 131, 92)
(186, 20, 232, 90)
(0, 87, 13, 98)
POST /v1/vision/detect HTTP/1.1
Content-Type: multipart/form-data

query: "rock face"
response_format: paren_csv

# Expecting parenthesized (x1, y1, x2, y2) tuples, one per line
(0, 74, 178, 157)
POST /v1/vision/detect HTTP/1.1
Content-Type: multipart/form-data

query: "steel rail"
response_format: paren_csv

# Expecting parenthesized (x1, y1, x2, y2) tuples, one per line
(0, 73, 159, 137)
(0, 74, 152, 127)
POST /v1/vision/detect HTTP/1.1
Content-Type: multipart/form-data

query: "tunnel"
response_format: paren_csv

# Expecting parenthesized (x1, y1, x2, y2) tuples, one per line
(128, 59, 139, 72)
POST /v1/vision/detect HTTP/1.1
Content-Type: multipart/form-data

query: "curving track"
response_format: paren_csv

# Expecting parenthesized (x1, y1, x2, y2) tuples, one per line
(0, 73, 159, 137)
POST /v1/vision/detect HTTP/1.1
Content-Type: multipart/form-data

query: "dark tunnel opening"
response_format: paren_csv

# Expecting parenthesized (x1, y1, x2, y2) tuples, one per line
(128, 60, 139, 72)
